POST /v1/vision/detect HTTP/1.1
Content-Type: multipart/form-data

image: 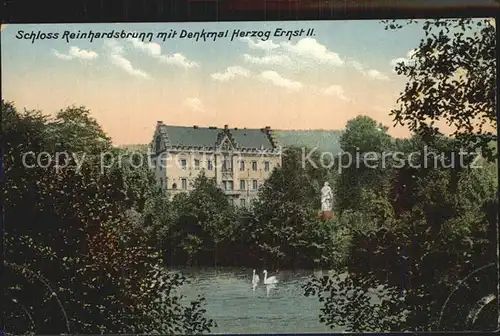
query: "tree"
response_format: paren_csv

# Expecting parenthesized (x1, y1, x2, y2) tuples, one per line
(386, 18, 496, 160)
(381, 18, 498, 329)
(250, 146, 339, 269)
(304, 272, 408, 332)
(305, 133, 498, 331)
(168, 173, 237, 266)
(302, 51, 498, 329)
(46, 105, 112, 154)
(336, 116, 393, 213)
(2, 100, 216, 335)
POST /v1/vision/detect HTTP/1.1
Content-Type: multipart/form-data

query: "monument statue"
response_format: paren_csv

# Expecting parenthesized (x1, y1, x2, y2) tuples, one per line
(320, 182, 333, 212)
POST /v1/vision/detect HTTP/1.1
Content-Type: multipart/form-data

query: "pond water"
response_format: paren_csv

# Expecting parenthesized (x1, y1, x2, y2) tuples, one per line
(173, 267, 341, 334)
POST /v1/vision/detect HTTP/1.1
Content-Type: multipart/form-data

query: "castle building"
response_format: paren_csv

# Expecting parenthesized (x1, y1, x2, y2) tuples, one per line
(150, 121, 282, 207)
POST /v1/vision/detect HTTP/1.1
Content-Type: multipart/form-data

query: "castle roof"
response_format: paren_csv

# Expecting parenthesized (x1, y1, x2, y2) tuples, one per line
(156, 123, 277, 150)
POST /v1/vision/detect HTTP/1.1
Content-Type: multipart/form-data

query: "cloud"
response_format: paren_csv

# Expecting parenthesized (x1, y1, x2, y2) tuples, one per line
(159, 53, 199, 68)
(128, 37, 199, 68)
(110, 54, 150, 78)
(240, 37, 279, 51)
(52, 50, 73, 60)
(258, 71, 302, 91)
(52, 46, 98, 60)
(407, 49, 417, 58)
(281, 38, 344, 66)
(105, 39, 124, 54)
(184, 97, 204, 112)
(211, 66, 251, 81)
(390, 49, 417, 68)
(243, 53, 293, 67)
(104, 40, 149, 79)
(347, 59, 390, 81)
(321, 85, 348, 100)
(350, 60, 365, 72)
(128, 37, 162, 56)
(366, 69, 390, 81)
(389, 57, 408, 68)
(241, 37, 343, 69)
(69, 47, 99, 60)
(241, 36, 389, 82)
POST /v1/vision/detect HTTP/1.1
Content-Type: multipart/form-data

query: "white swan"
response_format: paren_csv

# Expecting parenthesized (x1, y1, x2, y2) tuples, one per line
(252, 269, 260, 285)
(263, 270, 278, 284)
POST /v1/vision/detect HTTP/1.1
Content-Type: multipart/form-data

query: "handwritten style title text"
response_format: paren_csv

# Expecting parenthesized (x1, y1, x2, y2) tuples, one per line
(15, 28, 316, 44)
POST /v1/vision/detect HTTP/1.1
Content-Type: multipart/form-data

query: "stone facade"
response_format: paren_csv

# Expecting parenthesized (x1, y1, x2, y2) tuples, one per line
(150, 121, 282, 207)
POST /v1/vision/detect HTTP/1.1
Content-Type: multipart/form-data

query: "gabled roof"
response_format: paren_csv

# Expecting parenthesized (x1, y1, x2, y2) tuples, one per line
(231, 128, 273, 149)
(159, 125, 219, 147)
(157, 124, 276, 149)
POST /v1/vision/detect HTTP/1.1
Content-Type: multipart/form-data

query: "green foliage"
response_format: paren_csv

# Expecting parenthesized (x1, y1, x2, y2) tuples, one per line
(386, 18, 497, 160)
(304, 272, 409, 332)
(166, 173, 238, 266)
(2, 100, 215, 335)
(248, 146, 338, 268)
(306, 138, 497, 330)
(339, 116, 392, 153)
(312, 130, 497, 330)
(5, 74, 495, 332)
(47, 105, 112, 154)
(336, 116, 393, 213)
(304, 17, 498, 332)
(155, 147, 342, 270)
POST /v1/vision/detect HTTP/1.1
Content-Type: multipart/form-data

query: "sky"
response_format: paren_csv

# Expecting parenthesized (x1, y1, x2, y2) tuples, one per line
(0, 20, 492, 145)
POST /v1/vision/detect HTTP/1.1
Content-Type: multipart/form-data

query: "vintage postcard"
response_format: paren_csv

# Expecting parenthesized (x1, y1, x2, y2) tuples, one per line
(2, 18, 498, 334)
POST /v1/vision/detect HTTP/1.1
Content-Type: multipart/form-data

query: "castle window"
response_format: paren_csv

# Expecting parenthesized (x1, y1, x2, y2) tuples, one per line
(240, 180, 246, 190)
(194, 159, 200, 169)
(252, 161, 257, 171)
(240, 160, 245, 171)
(155, 135, 162, 152)
(207, 160, 213, 170)
(252, 180, 258, 190)
(240, 198, 246, 207)
(172, 183, 177, 190)
(181, 178, 187, 190)
(222, 155, 232, 171)
(264, 161, 270, 172)
(181, 159, 187, 169)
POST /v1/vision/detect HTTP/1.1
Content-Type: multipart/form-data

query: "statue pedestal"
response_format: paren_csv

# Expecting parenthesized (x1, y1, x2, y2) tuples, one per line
(319, 211, 334, 221)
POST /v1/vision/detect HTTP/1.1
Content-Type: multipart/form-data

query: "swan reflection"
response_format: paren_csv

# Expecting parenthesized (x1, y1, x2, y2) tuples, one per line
(265, 283, 276, 297)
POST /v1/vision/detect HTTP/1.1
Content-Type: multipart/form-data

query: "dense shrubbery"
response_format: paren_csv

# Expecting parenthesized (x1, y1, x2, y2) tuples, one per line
(2, 103, 216, 335)
(1, 100, 346, 334)
(3, 18, 497, 334)
(5, 99, 495, 333)
(144, 145, 344, 270)
(304, 17, 498, 332)
(2, 99, 348, 334)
